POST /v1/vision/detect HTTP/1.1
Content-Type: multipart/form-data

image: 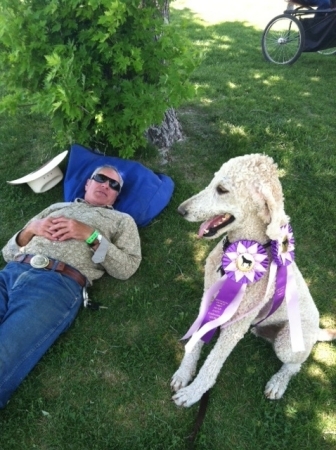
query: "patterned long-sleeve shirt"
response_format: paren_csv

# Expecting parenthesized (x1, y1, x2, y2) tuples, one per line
(2, 200, 141, 284)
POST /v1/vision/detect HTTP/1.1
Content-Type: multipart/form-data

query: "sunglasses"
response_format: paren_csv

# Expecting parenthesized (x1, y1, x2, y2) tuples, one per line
(91, 173, 121, 193)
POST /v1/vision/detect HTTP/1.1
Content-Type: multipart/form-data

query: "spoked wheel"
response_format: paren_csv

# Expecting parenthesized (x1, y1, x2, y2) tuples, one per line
(262, 14, 305, 65)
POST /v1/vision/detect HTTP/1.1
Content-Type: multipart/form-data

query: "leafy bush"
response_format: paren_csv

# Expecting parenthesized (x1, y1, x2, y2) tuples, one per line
(0, 0, 197, 157)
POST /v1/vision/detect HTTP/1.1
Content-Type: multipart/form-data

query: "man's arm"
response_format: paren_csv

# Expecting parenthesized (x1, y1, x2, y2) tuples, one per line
(16, 217, 57, 246)
(47, 213, 142, 280)
(2, 206, 56, 261)
(95, 214, 141, 280)
(2, 203, 74, 261)
(2, 205, 141, 281)
(16, 226, 35, 247)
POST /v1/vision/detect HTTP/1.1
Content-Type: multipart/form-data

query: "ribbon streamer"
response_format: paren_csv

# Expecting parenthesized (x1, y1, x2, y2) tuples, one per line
(182, 240, 269, 353)
(285, 264, 305, 352)
(184, 277, 247, 353)
(255, 224, 305, 352)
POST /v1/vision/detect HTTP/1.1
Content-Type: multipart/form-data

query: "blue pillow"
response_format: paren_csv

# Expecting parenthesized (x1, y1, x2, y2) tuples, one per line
(63, 144, 174, 227)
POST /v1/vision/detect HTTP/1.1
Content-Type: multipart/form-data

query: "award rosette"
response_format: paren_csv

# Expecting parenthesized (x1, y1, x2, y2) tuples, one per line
(182, 240, 269, 352)
(261, 224, 305, 352)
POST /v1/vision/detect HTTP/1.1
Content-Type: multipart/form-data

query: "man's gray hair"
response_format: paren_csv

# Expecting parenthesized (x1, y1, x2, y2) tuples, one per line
(90, 165, 124, 190)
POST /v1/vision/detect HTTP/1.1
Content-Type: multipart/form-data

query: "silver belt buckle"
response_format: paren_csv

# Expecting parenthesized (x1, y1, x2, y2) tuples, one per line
(30, 254, 50, 269)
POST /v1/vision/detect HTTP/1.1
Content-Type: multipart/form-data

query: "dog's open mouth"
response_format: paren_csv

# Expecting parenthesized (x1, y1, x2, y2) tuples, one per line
(198, 213, 235, 238)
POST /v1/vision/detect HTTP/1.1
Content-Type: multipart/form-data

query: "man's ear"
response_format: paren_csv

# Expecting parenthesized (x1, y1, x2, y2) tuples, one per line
(84, 179, 90, 191)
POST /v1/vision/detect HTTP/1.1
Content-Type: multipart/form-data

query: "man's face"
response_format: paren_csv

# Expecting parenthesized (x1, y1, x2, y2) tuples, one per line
(84, 168, 121, 207)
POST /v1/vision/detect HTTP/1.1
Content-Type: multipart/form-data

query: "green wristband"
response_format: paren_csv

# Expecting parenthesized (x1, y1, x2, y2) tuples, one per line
(86, 230, 99, 245)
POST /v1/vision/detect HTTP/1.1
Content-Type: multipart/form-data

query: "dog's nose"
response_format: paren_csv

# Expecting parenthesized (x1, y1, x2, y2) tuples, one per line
(177, 205, 188, 216)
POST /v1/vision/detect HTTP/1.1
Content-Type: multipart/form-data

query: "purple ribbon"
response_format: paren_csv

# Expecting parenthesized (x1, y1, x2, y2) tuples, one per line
(255, 264, 287, 324)
(283, 264, 304, 352)
(257, 224, 305, 352)
(200, 277, 243, 343)
(179, 224, 305, 355)
(181, 240, 269, 352)
(273, 265, 287, 305)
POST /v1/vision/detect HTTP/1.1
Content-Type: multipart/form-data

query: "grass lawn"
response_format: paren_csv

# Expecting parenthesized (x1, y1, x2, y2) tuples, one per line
(0, 1, 336, 449)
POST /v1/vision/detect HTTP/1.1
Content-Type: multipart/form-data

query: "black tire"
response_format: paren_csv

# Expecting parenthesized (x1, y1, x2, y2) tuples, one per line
(262, 14, 305, 65)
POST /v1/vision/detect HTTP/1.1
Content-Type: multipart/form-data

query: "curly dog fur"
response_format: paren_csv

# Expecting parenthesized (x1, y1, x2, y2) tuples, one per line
(171, 153, 336, 407)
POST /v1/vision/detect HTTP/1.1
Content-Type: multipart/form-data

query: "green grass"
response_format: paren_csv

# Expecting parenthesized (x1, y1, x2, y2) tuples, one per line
(1, 1, 336, 449)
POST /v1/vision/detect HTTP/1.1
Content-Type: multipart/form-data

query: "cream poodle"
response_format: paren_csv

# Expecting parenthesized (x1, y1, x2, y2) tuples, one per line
(171, 153, 336, 407)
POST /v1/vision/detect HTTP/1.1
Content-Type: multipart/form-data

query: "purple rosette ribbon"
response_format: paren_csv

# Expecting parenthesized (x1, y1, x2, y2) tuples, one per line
(182, 240, 269, 352)
(261, 224, 305, 353)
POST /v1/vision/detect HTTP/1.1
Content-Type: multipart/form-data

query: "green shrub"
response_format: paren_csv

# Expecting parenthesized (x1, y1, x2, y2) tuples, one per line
(0, 0, 197, 157)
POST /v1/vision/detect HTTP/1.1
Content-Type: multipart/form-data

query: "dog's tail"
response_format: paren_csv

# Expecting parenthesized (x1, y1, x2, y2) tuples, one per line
(317, 328, 336, 342)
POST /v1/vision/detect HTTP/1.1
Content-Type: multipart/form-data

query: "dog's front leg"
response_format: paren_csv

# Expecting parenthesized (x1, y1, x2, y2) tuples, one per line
(172, 319, 251, 407)
(170, 340, 204, 392)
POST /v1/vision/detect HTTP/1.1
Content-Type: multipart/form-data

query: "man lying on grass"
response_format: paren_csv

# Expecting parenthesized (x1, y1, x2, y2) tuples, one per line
(0, 165, 141, 408)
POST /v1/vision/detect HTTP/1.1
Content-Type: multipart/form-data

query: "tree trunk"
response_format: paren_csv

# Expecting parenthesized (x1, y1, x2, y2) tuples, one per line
(145, 107, 183, 149)
(145, 1, 183, 150)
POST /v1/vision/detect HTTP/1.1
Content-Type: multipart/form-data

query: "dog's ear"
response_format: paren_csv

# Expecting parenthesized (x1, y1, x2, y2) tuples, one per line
(251, 182, 289, 240)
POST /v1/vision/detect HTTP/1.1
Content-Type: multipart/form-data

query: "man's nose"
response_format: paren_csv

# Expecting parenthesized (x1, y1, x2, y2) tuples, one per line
(101, 180, 110, 188)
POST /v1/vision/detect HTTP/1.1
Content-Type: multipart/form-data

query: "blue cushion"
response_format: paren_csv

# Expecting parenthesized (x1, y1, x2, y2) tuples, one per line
(63, 144, 174, 227)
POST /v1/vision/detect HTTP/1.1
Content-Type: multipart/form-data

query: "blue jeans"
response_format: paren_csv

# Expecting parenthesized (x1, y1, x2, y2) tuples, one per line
(0, 262, 83, 408)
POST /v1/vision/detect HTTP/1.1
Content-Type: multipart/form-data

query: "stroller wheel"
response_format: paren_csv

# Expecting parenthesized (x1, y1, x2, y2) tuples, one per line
(318, 47, 336, 55)
(262, 14, 305, 64)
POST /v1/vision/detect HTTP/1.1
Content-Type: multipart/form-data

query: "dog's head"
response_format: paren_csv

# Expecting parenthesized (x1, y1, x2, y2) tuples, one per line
(178, 154, 289, 242)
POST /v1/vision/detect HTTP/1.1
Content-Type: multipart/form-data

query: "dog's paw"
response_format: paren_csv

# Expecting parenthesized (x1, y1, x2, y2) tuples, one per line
(264, 374, 287, 400)
(170, 368, 192, 392)
(172, 385, 202, 408)
(265, 363, 300, 399)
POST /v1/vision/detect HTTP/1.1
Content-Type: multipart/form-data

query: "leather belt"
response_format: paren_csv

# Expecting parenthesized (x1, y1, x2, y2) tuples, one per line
(14, 254, 87, 287)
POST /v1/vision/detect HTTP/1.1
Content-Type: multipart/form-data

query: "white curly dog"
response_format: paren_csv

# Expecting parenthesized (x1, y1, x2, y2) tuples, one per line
(171, 153, 336, 407)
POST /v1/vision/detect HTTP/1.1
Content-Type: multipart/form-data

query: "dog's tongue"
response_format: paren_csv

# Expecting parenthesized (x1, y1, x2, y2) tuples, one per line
(198, 216, 224, 238)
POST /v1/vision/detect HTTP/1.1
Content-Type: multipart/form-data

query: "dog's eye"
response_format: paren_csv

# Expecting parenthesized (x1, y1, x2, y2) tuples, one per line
(216, 185, 229, 194)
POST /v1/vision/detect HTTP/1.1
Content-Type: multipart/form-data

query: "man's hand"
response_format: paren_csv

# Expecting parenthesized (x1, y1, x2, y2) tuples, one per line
(47, 216, 94, 242)
(16, 216, 94, 246)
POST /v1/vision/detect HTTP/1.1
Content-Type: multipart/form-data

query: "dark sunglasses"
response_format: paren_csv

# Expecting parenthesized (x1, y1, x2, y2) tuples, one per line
(91, 173, 121, 193)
